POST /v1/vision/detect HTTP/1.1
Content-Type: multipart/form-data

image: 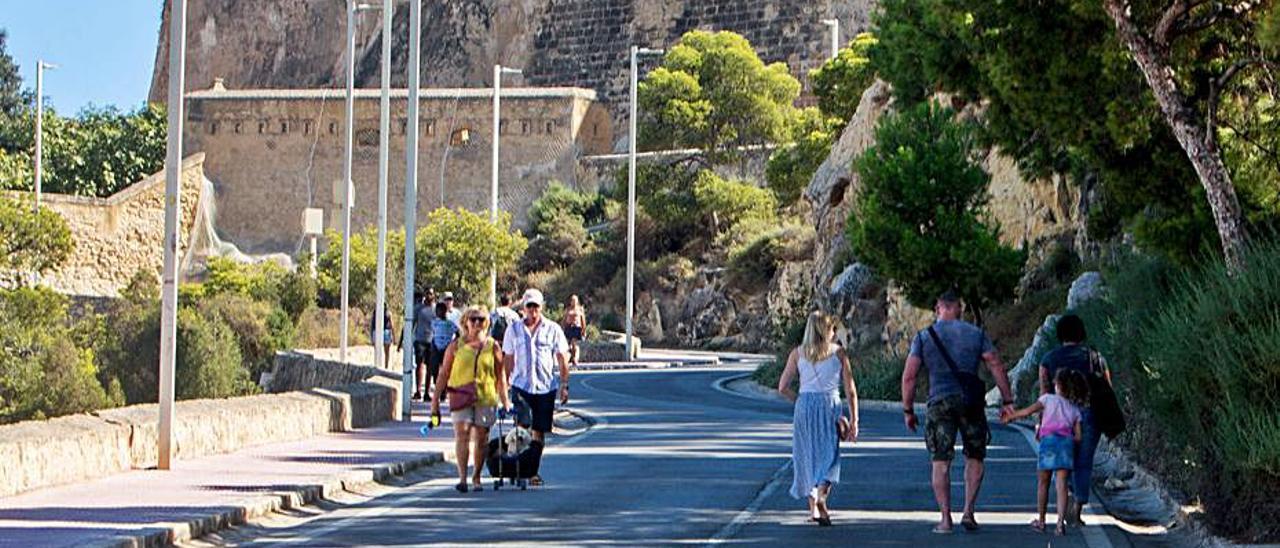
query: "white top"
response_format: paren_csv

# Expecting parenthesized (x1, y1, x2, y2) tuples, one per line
(502, 318, 569, 394)
(798, 350, 842, 395)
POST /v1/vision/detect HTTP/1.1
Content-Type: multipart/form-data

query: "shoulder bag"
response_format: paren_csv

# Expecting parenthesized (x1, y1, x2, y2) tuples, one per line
(1086, 348, 1126, 439)
(927, 326, 987, 410)
(447, 341, 484, 412)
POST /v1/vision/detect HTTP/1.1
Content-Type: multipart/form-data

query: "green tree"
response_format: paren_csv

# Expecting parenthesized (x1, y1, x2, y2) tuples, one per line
(765, 108, 842, 206)
(414, 207, 527, 303)
(0, 194, 73, 285)
(692, 170, 777, 238)
(638, 30, 802, 162)
(0, 29, 30, 121)
(847, 102, 1024, 321)
(810, 32, 879, 124)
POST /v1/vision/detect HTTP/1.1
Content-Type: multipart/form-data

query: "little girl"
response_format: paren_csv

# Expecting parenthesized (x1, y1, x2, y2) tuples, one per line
(1003, 368, 1089, 536)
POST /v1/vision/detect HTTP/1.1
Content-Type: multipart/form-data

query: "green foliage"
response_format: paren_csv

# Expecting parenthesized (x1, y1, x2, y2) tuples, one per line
(414, 207, 527, 304)
(0, 195, 74, 285)
(521, 213, 591, 273)
(528, 181, 610, 235)
(0, 30, 30, 120)
(174, 307, 255, 400)
(0, 286, 116, 423)
(692, 170, 777, 238)
(196, 293, 294, 381)
(766, 108, 841, 206)
(639, 30, 802, 161)
(201, 257, 316, 322)
(0, 103, 167, 198)
(847, 102, 1024, 318)
(810, 32, 879, 124)
(726, 223, 815, 292)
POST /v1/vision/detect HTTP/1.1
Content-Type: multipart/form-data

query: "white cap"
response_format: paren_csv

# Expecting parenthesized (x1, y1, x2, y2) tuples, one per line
(521, 288, 545, 307)
(442, 291, 455, 300)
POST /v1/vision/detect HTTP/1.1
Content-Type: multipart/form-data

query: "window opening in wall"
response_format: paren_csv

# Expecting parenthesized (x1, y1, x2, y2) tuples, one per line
(521, 120, 529, 134)
(328, 121, 338, 135)
(280, 120, 289, 134)
(209, 122, 218, 135)
(399, 118, 407, 135)
(258, 121, 266, 134)
(426, 120, 435, 136)
(450, 127, 472, 147)
(304, 121, 313, 135)
(234, 122, 243, 134)
(546, 121, 554, 133)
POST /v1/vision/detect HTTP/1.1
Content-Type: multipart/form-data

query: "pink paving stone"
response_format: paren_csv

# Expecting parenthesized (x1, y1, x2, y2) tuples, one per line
(0, 401, 452, 548)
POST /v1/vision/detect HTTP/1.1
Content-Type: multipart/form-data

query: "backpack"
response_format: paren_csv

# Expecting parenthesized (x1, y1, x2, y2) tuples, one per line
(490, 312, 509, 342)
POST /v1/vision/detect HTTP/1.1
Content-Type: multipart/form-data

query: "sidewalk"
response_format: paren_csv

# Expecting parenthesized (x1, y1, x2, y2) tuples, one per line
(0, 401, 449, 548)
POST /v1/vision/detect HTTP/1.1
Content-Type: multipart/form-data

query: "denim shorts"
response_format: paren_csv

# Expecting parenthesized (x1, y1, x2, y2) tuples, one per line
(1038, 434, 1075, 470)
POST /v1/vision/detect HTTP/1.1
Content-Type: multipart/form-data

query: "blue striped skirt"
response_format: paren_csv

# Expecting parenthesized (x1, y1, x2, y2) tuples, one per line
(790, 391, 842, 500)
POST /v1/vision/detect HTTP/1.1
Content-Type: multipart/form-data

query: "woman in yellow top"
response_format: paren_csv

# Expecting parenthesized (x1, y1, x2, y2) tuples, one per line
(431, 305, 511, 492)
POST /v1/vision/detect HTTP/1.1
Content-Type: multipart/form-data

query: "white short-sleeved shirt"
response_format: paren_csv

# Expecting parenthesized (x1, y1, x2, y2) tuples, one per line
(503, 317, 569, 394)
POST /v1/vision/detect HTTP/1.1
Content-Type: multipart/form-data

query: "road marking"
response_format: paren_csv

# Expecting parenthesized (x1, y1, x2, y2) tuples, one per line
(1007, 423, 1115, 548)
(705, 459, 793, 545)
(247, 409, 608, 545)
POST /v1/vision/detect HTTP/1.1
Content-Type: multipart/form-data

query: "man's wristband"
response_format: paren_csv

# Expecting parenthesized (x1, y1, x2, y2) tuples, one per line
(1002, 399, 1014, 406)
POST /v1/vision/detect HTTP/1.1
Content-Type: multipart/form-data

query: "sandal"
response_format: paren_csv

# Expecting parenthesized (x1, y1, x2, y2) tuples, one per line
(931, 525, 954, 534)
(816, 516, 832, 527)
(1055, 523, 1067, 536)
(1029, 519, 1045, 533)
(961, 515, 979, 531)
(530, 475, 544, 486)
(471, 482, 484, 492)
(454, 482, 469, 493)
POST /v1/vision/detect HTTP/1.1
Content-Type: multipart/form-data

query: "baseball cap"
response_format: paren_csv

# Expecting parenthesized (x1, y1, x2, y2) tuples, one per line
(442, 291, 455, 300)
(521, 288, 545, 307)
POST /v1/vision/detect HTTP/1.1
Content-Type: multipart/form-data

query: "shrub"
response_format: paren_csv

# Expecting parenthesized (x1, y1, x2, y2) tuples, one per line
(528, 181, 608, 235)
(766, 108, 841, 206)
(520, 212, 590, 272)
(810, 32, 879, 124)
(0, 194, 74, 285)
(692, 170, 777, 238)
(414, 207, 527, 303)
(197, 293, 294, 381)
(175, 307, 255, 400)
(726, 223, 815, 292)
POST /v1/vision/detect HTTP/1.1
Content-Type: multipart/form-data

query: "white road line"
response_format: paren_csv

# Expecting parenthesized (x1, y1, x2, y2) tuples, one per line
(1008, 422, 1115, 548)
(705, 459, 793, 546)
(249, 409, 609, 545)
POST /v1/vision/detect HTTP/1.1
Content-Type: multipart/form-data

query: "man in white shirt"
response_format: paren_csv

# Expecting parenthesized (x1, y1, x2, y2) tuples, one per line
(442, 291, 463, 329)
(503, 288, 570, 482)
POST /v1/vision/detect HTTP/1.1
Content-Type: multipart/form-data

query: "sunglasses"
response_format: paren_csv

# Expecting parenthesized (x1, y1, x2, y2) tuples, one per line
(467, 317, 486, 324)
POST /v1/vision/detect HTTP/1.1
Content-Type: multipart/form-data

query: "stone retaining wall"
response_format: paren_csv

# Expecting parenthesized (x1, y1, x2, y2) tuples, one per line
(0, 377, 401, 498)
(265, 351, 399, 393)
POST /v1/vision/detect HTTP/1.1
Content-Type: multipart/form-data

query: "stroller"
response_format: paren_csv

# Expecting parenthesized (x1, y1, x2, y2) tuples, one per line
(485, 393, 544, 490)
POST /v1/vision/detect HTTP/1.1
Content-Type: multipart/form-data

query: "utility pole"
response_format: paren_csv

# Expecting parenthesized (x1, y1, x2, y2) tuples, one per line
(491, 64, 522, 308)
(340, 1, 376, 363)
(401, 0, 421, 420)
(626, 46, 663, 362)
(374, 0, 392, 370)
(822, 19, 840, 59)
(157, 0, 187, 471)
(33, 60, 55, 212)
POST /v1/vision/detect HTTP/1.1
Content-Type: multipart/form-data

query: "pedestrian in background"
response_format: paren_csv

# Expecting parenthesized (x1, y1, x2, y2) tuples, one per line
(431, 306, 510, 493)
(490, 292, 521, 343)
(501, 288, 569, 487)
(412, 290, 437, 401)
(562, 294, 586, 367)
(900, 290, 1016, 534)
(442, 291, 463, 329)
(777, 310, 858, 527)
(1004, 368, 1089, 536)
(429, 301, 458, 389)
(1038, 314, 1118, 525)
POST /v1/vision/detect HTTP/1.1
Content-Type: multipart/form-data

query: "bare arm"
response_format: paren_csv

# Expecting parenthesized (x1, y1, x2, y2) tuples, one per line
(777, 349, 800, 403)
(557, 350, 571, 404)
(983, 351, 1016, 416)
(493, 344, 510, 410)
(901, 355, 922, 410)
(1004, 401, 1045, 423)
(1074, 419, 1083, 442)
(431, 341, 458, 412)
(1039, 365, 1051, 397)
(838, 349, 858, 441)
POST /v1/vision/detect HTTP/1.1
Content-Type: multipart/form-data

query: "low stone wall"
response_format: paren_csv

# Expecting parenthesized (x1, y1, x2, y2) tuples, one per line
(0, 377, 401, 498)
(265, 351, 398, 393)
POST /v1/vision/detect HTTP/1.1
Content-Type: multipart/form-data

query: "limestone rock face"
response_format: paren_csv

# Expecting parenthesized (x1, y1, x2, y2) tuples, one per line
(1067, 271, 1104, 311)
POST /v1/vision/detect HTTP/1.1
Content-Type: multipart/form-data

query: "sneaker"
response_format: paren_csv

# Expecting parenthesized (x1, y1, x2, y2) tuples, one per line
(412, 390, 422, 401)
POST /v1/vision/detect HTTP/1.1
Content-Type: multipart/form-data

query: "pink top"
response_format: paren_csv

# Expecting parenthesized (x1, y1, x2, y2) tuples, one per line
(1038, 394, 1081, 438)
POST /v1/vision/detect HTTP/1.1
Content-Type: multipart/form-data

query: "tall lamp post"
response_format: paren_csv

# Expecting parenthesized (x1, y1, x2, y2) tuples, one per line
(33, 60, 56, 212)
(373, 0, 393, 370)
(340, 1, 378, 363)
(625, 46, 663, 362)
(821, 18, 840, 59)
(490, 64, 522, 308)
(157, 0, 187, 471)
(400, 0, 421, 420)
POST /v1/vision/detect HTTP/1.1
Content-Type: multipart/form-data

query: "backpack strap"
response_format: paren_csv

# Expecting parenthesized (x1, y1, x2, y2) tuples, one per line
(927, 326, 965, 378)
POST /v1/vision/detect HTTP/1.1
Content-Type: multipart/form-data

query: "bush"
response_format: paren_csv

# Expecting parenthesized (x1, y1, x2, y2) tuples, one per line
(414, 207, 527, 304)
(692, 170, 777, 238)
(726, 223, 815, 292)
(854, 352, 921, 401)
(520, 213, 591, 273)
(197, 293, 294, 381)
(175, 307, 255, 400)
(810, 33, 878, 124)
(766, 108, 841, 206)
(0, 194, 74, 285)
(292, 305, 370, 349)
(528, 181, 609, 235)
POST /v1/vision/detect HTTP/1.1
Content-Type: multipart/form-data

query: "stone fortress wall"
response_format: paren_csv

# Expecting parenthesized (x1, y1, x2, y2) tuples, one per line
(151, 0, 877, 147)
(184, 84, 612, 254)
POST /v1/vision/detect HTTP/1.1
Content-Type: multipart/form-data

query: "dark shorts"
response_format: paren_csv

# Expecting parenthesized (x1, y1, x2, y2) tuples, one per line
(413, 341, 431, 366)
(925, 395, 991, 462)
(512, 387, 556, 433)
(565, 325, 583, 343)
(428, 345, 446, 373)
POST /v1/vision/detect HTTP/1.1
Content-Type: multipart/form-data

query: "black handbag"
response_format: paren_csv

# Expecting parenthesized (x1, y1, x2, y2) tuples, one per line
(1087, 349, 1126, 439)
(927, 326, 987, 410)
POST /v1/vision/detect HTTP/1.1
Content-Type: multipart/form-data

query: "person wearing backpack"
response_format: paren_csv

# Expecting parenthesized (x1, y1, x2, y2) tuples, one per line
(490, 292, 520, 343)
(901, 290, 1016, 534)
(1038, 314, 1123, 526)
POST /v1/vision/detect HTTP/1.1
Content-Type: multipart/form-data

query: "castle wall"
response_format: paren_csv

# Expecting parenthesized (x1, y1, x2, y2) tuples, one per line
(184, 87, 610, 255)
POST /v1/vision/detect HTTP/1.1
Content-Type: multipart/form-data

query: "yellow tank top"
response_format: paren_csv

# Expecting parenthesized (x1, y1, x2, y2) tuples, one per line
(449, 338, 499, 407)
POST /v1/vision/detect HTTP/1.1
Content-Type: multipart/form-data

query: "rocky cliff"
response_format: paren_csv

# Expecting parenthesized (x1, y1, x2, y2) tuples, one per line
(151, 0, 875, 148)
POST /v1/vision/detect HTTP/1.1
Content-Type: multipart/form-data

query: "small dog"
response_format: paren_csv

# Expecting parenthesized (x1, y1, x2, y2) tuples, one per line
(504, 426, 533, 457)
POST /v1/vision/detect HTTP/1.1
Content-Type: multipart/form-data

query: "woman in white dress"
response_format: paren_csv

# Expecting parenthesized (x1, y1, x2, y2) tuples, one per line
(777, 311, 859, 526)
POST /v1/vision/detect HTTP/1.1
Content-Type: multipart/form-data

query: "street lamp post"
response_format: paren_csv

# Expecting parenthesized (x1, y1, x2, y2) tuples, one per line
(340, 1, 377, 364)
(33, 60, 56, 212)
(822, 19, 840, 59)
(373, 0, 393, 370)
(157, 0, 187, 471)
(626, 46, 663, 362)
(400, 0, 421, 420)
(491, 64, 522, 308)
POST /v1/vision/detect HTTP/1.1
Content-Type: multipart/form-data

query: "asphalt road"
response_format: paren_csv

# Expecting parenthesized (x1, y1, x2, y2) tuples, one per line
(198, 367, 1169, 547)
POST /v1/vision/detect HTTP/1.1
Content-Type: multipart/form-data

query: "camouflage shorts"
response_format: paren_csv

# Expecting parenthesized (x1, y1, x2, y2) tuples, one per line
(925, 395, 991, 462)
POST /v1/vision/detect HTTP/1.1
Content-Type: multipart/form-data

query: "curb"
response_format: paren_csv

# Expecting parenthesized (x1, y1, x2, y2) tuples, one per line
(712, 372, 927, 414)
(90, 451, 446, 548)
(573, 359, 721, 371)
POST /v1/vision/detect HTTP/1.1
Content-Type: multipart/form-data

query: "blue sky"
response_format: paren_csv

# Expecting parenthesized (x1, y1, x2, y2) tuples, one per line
(1, 0, 161, 114)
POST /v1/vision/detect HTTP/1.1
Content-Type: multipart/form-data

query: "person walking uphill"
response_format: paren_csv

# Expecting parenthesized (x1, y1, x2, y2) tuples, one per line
(431, 306, 511, 493)
(777, 311, 858, 527)
(502, 288, 570, 487)
(901, 290, 1016, 534)
(1038, 314, 1122, 526)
